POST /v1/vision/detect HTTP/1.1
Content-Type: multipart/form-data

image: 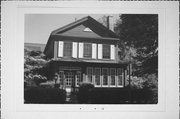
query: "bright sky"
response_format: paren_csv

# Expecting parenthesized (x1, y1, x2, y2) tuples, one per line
(25, 14, 120, 44)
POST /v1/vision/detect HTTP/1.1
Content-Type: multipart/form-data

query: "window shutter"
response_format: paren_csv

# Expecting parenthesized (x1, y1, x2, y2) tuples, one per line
(92, 43, 97, 59)
(72, 42, 78, 58)
(79, 42, 83, 58)
(98, 44, 102, 59)
(110, 45, 115, 60)
(58, 41, 63, 57)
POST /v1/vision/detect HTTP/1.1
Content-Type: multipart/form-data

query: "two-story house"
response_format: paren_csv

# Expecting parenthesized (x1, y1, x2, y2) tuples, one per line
(44, 16, 130, 92)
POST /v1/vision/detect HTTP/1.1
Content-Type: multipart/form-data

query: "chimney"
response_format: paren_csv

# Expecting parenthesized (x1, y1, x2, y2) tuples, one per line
(106, 16, 114, 31)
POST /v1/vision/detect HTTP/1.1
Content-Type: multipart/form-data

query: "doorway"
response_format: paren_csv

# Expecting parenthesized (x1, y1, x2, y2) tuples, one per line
(64, 71, 74, 92)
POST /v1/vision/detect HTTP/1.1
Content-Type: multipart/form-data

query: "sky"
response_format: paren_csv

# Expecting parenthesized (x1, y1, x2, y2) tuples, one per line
(25, 14, 120, 44)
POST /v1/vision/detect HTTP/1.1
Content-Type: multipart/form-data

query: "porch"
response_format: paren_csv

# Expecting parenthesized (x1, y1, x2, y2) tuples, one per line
(49, 59, 129, 93)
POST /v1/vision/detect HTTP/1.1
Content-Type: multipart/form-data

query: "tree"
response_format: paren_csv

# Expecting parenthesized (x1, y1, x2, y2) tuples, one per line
(114, 14, 158, 75)
(24, 48, 50, 87)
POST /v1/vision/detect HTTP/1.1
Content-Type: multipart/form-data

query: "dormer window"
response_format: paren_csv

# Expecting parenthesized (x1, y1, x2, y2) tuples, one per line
(63, 42, 72, 57)
(83, 27, 92, 32)
(102, 44, 111, 59)
(83, 43, 92, 58)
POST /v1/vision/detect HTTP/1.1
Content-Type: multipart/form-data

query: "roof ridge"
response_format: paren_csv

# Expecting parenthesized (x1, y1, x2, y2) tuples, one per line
(51, 16, 89, 35)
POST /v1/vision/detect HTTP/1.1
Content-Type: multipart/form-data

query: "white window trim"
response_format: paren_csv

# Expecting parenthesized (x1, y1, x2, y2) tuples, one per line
(98, 44, 102, 59)
(110, 44, 115, 60)
(117, 68, 124, 87)
(86, 67, 93, 84)
(102, 68, 109, 87)
(78, 42, 84, 58)
(58, 41, 64, 57)
(109, 68, 116, 87)
(92, 43, 97, 59)
(94, 67, 101, 87)
(72, 42, 78, 58)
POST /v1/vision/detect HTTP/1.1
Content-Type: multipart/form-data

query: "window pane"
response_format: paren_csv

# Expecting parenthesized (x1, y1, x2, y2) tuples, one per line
(65, 72, 73, 86)
(110, 68, 116, 86)
(84, 43, 92, 58)
(76, 72, 81, 86)
(94, 68, 101, 86)
(103, 44, 110, 59)
(63, 42, 72, 57)
(87, 67, 93, 83)
(102, 68, 108, 86)
(59, 71, 64, 85)
(117, 68, 123, 86)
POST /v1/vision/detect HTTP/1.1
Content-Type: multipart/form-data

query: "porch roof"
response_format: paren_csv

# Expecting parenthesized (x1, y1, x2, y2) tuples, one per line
(50, 58, 129, 68)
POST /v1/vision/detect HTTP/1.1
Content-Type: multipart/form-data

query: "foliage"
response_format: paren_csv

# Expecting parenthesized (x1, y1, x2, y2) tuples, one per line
(143, 74, 158, 103)
(125, 74, 158, 103)
(125, 76, 145, 89)
(24, 87, 66, 104)
(24, 48, 50, 87)
(114, 14, 158, 75)
(77, 82, 94, 103)
(39, 80, 55, 88)
(89, 88, 129, 104)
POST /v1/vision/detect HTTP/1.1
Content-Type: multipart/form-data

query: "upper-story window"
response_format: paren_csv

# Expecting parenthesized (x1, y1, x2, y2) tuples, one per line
(63, 42, 72, 57)
(83, 43, 92, 58)
(102, 44, 110, 59)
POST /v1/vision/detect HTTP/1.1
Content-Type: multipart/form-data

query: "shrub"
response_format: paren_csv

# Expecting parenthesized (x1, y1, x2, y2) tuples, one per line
(89, 88, 152, 104)
(77, 83, 94, 103)
(143, 74, 158, 104)
(89, 88, 130, 104)
(39, 80, 55, 88)
(125, 74, 158, 104)
(24, 87, 66, 104)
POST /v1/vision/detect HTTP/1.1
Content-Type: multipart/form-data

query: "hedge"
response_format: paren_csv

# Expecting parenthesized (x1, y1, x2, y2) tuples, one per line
(89, 88, 153, 104)
(24, 87, 66, 104)
(77, 83, 94, 103)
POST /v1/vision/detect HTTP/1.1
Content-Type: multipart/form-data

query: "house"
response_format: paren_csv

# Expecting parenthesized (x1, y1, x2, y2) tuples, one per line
(44, 16, 130, 92)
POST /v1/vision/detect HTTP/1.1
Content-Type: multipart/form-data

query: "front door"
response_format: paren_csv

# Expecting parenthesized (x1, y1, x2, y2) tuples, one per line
(64, 71, 74, 92)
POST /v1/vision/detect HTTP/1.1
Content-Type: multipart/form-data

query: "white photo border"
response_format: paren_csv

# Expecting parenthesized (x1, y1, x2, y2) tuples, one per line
(2, 1, 179, 119)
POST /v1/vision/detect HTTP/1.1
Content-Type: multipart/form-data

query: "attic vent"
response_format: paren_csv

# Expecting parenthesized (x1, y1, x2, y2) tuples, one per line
(83, 27, 92, 32)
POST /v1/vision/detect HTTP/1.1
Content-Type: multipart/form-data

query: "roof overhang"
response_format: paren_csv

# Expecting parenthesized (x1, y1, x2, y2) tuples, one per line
(44, 34, 119, 58)
(50, 58, 129, 68)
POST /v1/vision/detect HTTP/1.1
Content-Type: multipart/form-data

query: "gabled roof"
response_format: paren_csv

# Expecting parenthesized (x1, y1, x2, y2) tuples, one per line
(44, 16, 120, 57)
(51, 16, 119, 38)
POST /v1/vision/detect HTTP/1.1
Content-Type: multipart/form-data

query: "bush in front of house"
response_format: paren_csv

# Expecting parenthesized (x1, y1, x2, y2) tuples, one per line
(77, 82, 94, 103)
(39, 80, 55, 88)
(142, 74, 158, 104)
(24, 87, 66, 104)
(89, 88, 152, 104)
(89, 88, 130, 104)
(125, 74, 158, 104)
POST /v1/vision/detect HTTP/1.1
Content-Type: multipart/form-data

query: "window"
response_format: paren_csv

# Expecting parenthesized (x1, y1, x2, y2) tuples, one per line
(94, 68, 101, 86)
(59, 71, 64, 85)
(84, 27, 92, 32)
(103, 44, 110, 59)
(110, 68, 116, 86)
(76, 71, 81, 87)
(63, 42, 72, 57)
(65, 72, 73, 86)
(84, 43, 92, 58)
(87, 67, 93, 83)
(102, 68, 109, 86)
(117, 68, 123, 87)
